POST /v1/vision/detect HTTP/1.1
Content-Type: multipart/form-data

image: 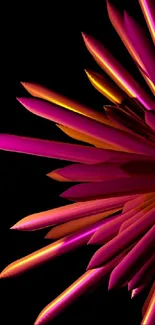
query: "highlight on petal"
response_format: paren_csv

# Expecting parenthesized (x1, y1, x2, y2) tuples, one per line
(1, 1, 155, 324)
(82, 33, 155, 110)
(131, 285, 148, 298)
(128, 252, 155, 290)
(21, 82, 109, 124)
(108, 226, 155, 290)
(142, 281, 155, 317)
(57, 124, 119, 150)
(17, 97, 155, 155)
(139, 0, 155, 45)
(0, 216, 118, 278)
(10, 195, 135, 231)
(124, 11, 155, 84)
(85, 69, 124, 104)
(89, 195, 155, 245)
(34, 248, 129, 325)
(45, 208, 121, 239)
(119, 198, 155, 232)
(107, 0, 155, 94)
(141, 281, 155, 325)
(88, 209, 155, 269)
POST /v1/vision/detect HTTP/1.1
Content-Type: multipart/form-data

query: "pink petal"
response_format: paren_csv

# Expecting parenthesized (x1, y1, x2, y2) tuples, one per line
(88, 209, 155, 269)
(61, 176, 155, 201)
(17, 97, 155, 155)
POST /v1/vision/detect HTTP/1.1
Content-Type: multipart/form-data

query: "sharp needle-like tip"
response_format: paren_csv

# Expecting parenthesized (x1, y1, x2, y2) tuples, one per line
(34, 315, 45, 325)
(10, 225, 17, 230)
(81, 32, 88, 41)
(16, 97, 25, 105)
(20, 81, 27, 87)
(44, 234, 50, 239)
(10, 222, 21, 230)
(87, 235, 99, 245)
(86, 261, 94, 270)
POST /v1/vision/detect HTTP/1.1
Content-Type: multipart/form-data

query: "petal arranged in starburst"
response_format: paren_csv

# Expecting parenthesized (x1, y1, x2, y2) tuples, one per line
(107, 0, 155, 94)
(47, 162, 128, 182)
(11, 195, 133, 230)
(124, 11, 155, 84)
(131, 284, 148, 298)
(145, 111, 155, 131)
(17, 97, 155, 154)
(128, 252, 155, 290)
(1, 0, 155, 324)
(85, 69, 125, 104)
(82, 33, 155, 110)
(88, 210, 155, 269)
(61, 176, 155, 201)
(89, 195, 155, 245)
(1, 217, 119, 278)
(34, 248, 130, 325)
(139, 0, 155, 45)
(108, 226, 155, 289)
(21, 82, 108, 124)
(45, 208, 121, 239)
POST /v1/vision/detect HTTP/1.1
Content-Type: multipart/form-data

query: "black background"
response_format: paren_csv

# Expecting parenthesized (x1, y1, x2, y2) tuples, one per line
(1, 0, 152, 324)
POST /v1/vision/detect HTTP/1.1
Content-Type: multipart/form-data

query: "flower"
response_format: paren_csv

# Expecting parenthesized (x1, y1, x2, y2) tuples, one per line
(0, 1, 155, 324)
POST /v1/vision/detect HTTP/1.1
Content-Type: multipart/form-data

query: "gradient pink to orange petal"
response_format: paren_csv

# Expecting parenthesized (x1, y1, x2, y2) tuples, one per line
(0, 0, 155, 324)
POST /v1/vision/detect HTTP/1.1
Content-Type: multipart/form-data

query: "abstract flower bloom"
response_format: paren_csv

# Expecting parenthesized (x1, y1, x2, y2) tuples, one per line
(0, 0, 155, 324)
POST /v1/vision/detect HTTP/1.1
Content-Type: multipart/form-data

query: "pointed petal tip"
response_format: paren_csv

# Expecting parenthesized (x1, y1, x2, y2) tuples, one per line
(108, 279, 115, 291)
(44, 233, 50, 239)
(20, 81, 27, 87)
(81, 32, 89, 42)
(131, 291, 135, 299)
(87, 236, 98, 245)
(86, 259, 95, 270)
(59, 191, 66, 199)
(128, 282, 132, 291)
(10, 223, 21, 231)
(34, 314, 46, 325)
(0, 267, 10, 279)
(0, 271, 5, 279)
(10, 225, 16, 230)
(34, 318, 40, 325)
(16, 97, 26, 106)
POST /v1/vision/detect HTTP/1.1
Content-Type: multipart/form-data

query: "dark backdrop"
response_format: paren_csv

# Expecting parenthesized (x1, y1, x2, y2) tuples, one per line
(1, 1, 151, 324)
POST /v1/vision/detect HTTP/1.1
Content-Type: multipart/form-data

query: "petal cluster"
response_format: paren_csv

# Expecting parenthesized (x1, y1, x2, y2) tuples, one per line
(0, 1, 155, 324)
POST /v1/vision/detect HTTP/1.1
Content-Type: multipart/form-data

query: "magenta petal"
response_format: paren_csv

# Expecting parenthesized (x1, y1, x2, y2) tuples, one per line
(1, 217, 119, 278)
(10, 196, 136, 231)
(49, 163, 128, 182)
(89, 196, 154, 245)
(0, 134, 124, 164)
(108, 226, 155, 289)
(87, 208, 155, 269)
(16, 97, 155, 155)
(122, 193, 154, 213)
(119, 198, 155, 232)
(124, 12, 155, 85)
(128, 252, 155, 290)
(82, 33, 155, 110)
(61, 176, 155, 201)
(145, 111, 155, 132)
